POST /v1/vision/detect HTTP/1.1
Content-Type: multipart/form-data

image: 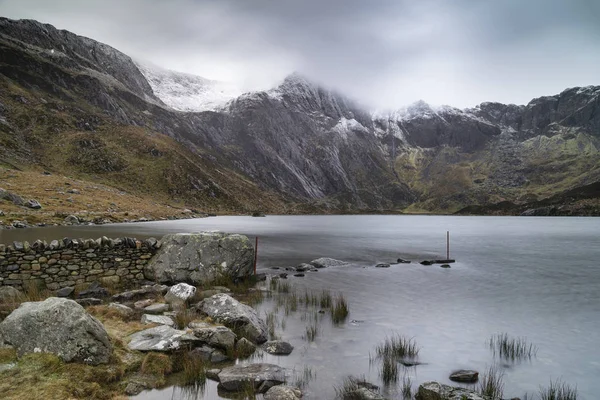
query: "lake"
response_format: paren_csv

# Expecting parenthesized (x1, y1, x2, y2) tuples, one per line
(1, 215, 599, 399)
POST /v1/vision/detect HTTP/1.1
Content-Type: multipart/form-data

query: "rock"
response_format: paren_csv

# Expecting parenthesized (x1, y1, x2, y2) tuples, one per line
(293, 273, 305, 277)
(415, 382, 485, 400)
(346, 387, 386, 400)
(264, 385, 303, 400)
(217, 363, 286, 392)
(67, 188, 80, 194)
(263, 340, 294, 355)
(55, 287, 75, 298)
(127, 325, 198, 351)
(397, 258, 411, 264)
(25, 199, 42, 209)
(125, 381, 148, 396)
(134, 299, 155, 309)
(75, 298, 102, 306)
(141, 314, 175, 327)
(191, 323, 236, 350)
(279, 273, 288, 279)
(420, 260, 433, 265)
(12, 221, 26, 228)
(449, 370, 479, 383)
(144, 232, 255, 284)
(206, 368, 221, 381)
(64, 215, 80, 225)
(112, 284, 168, 302)
(108, 303, 134, 319)
(0, 286, 23, 303)
(197, 293, 268, 344)
(143, 303, 169, 314)
(0, 297, 112, 364)
(309, 257, 348, 268)
(164, 283, 197, 306)
(78, 282, 109, 299)
(189, 345, 229, 363)
(375, 263, 390, 268)
(296, 263, 312, 272)
(440, 264, 451, 269)
(236, 337, 257, 357)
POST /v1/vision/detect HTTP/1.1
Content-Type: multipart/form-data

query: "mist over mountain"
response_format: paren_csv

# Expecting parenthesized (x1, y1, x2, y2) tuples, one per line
(1, 17, 599, 218)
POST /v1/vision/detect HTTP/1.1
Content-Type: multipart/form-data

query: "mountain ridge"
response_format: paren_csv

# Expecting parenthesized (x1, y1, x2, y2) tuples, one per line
(1, 17, 599, 221)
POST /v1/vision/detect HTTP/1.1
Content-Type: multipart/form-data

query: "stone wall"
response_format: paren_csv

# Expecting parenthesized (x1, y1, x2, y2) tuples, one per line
(0, 237, 160, 291)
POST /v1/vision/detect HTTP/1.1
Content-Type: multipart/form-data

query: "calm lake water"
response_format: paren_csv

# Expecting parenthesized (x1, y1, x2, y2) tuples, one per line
(1, 216, 599, 399)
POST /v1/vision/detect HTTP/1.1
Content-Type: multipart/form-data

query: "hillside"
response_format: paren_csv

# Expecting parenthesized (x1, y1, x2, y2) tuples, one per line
(0, 17, 599, 225)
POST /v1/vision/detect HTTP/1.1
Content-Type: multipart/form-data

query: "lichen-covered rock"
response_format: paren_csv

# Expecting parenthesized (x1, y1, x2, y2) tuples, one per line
(190, 322, 236, 350)
(196, 293, 267, 344)
(144, 232, 255, 284)
(164, 283, 196, 306)
(0, 297, 112, 365)
(127, 325, 198, 351)
(141, 314, 175, 327)
(217, 363, 286, 392)
(416, 382, 486, 400)
(264, 385, 303, 400)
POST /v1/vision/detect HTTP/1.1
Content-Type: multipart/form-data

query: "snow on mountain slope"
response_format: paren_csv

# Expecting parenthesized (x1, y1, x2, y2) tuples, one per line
(135, 62, 243, 112)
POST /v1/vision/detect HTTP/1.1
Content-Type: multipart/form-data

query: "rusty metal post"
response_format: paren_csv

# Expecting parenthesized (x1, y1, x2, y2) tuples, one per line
(254, 236, 258, 275)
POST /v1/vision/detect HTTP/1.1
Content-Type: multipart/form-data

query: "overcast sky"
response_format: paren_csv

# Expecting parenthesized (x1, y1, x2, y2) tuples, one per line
(1, 0, 599, 108)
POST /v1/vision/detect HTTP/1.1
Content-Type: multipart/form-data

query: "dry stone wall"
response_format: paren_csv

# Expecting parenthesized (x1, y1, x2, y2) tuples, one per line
(0, 237, 160, 290)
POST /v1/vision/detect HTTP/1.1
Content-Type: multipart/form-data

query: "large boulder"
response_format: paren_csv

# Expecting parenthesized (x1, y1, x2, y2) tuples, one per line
(415, 382, 486, 400)
(144, 233, 255, 284)
(127, 325, 198, 351)
(0, 297, 112, 365)
(196, 293, 267, 344)
(164, 283, 196, 306)
(190, 321, 236, 350)
(217, 363, 286, 392)
(0, 286, 23, 303)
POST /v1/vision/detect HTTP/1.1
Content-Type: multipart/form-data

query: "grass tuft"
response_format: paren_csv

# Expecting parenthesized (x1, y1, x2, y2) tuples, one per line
(539, 379, 578, 400)
(478, 365, 504, 400)
(489, 333, 537, 362)
(331, 294, 349, 324)
(140, 352, 173, 377)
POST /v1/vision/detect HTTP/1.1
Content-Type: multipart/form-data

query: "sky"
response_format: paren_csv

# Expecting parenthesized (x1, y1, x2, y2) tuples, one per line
(1, 0, 599, 109)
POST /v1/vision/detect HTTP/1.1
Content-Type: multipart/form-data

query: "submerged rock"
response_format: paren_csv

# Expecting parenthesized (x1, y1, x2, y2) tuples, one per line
(397, 258, 411, 264)
(375, 263, 390, 268)
(264, 385, 303, 400)
(144, 232, 255, 284)
(309, 257, 349, 268)
(196, 293, 267, 344)
(449, 370, 479, 383)
(0, 297, 112, 365)
(415, 381, 485, 400)
(217, 363, 286, 392)
(263, 340, 294, 355)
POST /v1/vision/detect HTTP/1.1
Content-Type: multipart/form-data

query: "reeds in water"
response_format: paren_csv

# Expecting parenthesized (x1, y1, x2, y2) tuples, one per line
(331, 294, 349, 324)
(478, 365, 504, 400)
(375, 335, 420, 360)
(539, 379, 578, 400)
(489, 333, 538, 362)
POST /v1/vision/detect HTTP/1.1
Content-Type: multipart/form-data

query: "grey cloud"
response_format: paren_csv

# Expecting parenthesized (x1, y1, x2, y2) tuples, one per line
(1, 0, 599, 108)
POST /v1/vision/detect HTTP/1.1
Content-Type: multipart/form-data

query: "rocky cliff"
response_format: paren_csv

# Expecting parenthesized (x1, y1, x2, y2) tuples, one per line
(1, 17, 598, 217)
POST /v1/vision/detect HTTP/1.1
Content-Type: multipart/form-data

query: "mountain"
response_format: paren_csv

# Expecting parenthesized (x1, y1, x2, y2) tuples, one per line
(0, 17, 599, 222)
(135, 62, 243, 112)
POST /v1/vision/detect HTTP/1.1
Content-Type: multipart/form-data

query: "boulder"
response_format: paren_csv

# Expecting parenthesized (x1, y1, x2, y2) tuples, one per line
(0, 297, 112, 364)
(108, 303, 134, 319)
(127, 325, 198, 351)
(263, 340, 294, 355)
(189, 345, 230, 363)
(64, 215, 80, 225)
(144, 303, 169, 314)
(144, 232, 255, 284)
(217, 363, 286, 392)
(236, 337, 257, 357)
(164, 283, 197, 306)
(264, 385, 303, 400)
(196, 293, 268, 344)
(296, 263, 312, 272)
(449, 370, 479, 383)
(0, 286, 23, 303)
(309, 257, 348, 268)
(55, 287, 75, 298)
(206, 368, 221, 381)
(415, 382, 485, 400)
(112, 284, 168, 302)
(190, 322, 236, 350)
(141, 314, 175, 327)
(25, 199, 42, 209)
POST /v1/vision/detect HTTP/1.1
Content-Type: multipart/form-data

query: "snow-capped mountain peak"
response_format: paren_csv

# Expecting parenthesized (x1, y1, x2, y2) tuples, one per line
(135, 61, 243, 112)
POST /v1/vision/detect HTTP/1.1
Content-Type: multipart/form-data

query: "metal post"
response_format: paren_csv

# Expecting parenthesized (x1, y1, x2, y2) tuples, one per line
(253, 236, 258, 275)
(446, 231, 450, 261)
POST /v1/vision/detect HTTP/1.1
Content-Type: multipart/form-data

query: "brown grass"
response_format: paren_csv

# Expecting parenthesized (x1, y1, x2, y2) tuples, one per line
(140, 353, 173, 377)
